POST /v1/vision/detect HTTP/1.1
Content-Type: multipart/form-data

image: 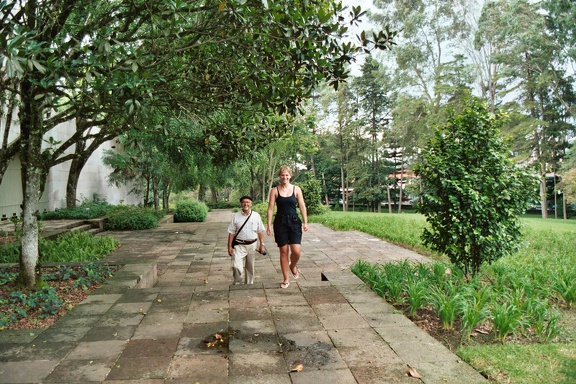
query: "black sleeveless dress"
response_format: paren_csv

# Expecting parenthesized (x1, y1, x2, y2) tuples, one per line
(273, 186, 303, 246)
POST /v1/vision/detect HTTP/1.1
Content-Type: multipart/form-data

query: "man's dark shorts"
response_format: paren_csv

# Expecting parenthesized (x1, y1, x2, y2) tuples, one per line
(273, 214, 302, 247)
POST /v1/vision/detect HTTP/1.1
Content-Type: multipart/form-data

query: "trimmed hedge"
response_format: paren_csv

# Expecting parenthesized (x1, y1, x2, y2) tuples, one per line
(174, 200, 209, 222)
(105, 207, 160, 230)
(38, 202, 114, 220)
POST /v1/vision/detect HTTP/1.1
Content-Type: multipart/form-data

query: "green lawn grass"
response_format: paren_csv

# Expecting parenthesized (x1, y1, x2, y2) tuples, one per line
(310, 210, 576, 384)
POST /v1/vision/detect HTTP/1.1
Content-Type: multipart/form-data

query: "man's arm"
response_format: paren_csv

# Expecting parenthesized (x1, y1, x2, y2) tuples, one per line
(227, 230, 235, 257)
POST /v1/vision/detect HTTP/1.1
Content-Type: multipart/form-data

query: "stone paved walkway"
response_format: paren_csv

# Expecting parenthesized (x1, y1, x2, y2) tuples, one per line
(0, 209, 487, 383)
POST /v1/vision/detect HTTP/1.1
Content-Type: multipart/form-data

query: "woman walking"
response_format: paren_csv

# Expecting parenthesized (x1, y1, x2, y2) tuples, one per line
(267, 166, 308, 288)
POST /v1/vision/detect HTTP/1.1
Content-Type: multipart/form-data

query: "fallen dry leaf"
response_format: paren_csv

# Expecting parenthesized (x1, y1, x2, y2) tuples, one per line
(407, 366, 422, 379)
(291, 364, 304, 372)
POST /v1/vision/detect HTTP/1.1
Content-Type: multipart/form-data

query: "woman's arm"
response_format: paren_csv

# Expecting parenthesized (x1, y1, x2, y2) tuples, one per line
(295, 186, 308, 232)
(266, 187, 277, 235)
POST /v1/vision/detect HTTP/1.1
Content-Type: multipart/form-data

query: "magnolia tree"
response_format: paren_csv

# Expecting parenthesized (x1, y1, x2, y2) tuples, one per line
(415, 97, 538, 277)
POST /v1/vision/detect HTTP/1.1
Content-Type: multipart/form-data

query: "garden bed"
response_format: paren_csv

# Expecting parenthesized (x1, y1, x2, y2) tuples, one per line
(0, 264, 121, 330)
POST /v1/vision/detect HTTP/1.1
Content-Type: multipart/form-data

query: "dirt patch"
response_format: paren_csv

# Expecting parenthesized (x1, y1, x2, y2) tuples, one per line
(0, 234, 17, 247)
(279, 336, 337, 369)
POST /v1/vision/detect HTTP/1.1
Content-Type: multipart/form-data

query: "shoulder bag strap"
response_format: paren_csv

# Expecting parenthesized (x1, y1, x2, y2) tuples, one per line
(234, 212, 252, 238)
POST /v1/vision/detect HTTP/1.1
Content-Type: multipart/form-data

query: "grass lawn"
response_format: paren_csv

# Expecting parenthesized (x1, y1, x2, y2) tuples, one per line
(310, 211, 576, 384)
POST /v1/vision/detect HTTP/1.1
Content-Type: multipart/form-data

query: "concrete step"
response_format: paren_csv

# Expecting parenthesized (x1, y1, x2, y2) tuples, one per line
(69, 224, 93, 232)
(159, 214, 174, 224)
(86, 227, 104, 235)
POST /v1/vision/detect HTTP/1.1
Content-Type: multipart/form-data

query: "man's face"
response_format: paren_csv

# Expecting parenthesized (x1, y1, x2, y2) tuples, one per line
(241, 199, 252, 211)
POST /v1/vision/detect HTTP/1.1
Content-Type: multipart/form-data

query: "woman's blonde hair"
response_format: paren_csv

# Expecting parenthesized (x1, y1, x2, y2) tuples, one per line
(278, 165, 292, 176)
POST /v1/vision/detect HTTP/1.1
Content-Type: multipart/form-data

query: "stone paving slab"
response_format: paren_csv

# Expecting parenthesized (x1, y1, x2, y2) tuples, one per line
(0, 209, 488, 384)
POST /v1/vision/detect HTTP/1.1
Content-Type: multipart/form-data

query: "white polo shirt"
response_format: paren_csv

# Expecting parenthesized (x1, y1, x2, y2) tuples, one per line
(227, 210, 265, 241)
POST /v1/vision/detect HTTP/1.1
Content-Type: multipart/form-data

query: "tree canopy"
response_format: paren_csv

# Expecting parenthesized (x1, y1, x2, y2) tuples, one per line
(0, 0, 396, 288)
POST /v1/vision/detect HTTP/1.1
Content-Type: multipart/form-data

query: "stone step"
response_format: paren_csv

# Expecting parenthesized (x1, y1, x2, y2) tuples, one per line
(86, 227, 104, 235)
(69, 223, 93, 232)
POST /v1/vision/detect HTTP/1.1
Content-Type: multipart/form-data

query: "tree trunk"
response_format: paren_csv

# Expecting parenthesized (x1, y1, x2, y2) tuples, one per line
(162, 182, 170, 210)
(250, 167, 255, 198)
(397, 155, 405, 214)
(18, 90, 45, 288)
(321, 172, 329, 205)
(539, 165, 548, 219)
(198, 184, 206, 201)
(210, 186, 218, 203)
(339, 155, 347, 212)
(387, 184, 393, 214)
(553, 170, 557, 219)
(65, 133, 114, 208)
(144, 177, 151, 206)
(309, 154, 317, 179)
(152, 178, 159, 210)
(66, 152, 90, 208)
(66, 163, 80, 208)
(20, 165, 42, 288)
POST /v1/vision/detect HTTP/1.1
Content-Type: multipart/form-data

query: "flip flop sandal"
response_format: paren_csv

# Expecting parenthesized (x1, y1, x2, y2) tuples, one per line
(280, 282, 290, 289)
(291, 268, 300, 279)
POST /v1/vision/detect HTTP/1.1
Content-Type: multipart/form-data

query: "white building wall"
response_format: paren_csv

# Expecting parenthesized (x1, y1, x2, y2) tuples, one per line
(0, 117, 140, 220)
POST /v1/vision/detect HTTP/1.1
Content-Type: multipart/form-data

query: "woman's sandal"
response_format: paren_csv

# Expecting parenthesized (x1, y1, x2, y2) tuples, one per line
(280, 282, 290, 289)
(291, 268, 300, 279)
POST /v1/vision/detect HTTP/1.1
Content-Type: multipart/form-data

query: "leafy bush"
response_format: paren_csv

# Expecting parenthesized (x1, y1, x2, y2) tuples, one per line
(415, 97, 537, 276)
(174, 200, 208, 222)
(105, 206, 160, 230)
(251, 202, 269, 223)
(41, 232, 119, 262)
(0, 242, 20, 264)
(206, 201, 233, 209)
(38, 201, 114, 220)
(299, 174, 326, 215)
(0, 231, 119, 264)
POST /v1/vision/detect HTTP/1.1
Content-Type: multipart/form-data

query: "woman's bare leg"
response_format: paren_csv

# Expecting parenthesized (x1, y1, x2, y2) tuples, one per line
(279, 245, 290, 284)
(289, 244, 301, 274)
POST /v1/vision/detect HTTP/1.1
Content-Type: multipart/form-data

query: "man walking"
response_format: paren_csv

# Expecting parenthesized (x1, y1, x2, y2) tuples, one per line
(227, 195, 266, 284)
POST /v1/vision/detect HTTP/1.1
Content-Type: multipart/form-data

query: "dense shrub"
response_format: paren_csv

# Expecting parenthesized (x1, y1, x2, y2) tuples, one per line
(38, 201, 114, 220)
(0, 242, 20, 264)
(416, 97, 537, 276)
(206, 201, 234, 209)
(251, 202, 269, 222)
(40, 232, 120, 262)
(105, 207, 159, 230)
(174, 200, 209, 222)
(299, 174, 327, 215)
(0, 231, 119, 264)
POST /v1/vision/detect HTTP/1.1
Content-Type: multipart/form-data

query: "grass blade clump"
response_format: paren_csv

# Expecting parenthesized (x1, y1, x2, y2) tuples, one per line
(492, 293, 524, 344)
(460, 282, 491, 341)
(430, 280, 463, 330)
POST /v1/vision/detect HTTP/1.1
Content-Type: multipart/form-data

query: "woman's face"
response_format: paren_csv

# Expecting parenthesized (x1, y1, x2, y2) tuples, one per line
(279, 171, 291, 184)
